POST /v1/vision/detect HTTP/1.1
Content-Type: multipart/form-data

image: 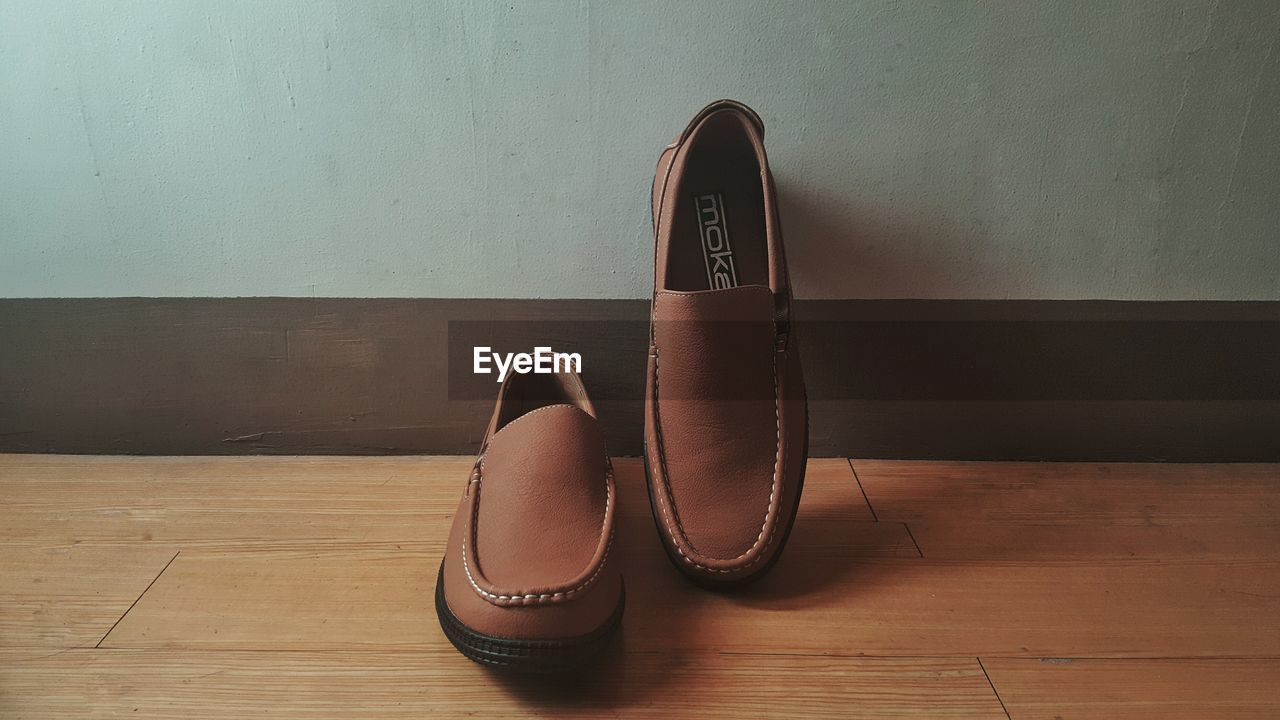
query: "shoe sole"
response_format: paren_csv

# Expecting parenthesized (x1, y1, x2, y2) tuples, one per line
(434, 563, 624, 672)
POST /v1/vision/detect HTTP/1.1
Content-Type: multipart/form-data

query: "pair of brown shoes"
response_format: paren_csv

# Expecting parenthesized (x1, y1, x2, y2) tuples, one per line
(436, 100, 808, 670)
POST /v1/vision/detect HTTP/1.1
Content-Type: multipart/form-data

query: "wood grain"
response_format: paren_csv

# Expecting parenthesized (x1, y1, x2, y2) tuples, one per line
(631, 558, 1280, 657)
(853, 460, 1280, 561)
(0, 456, 866, 549)
(4, 454, 1280, 716)
(86, 458, 1280, 658)
(0, 545, 178, 648)
(983, 657, 1280, 719)
(0, 454, 474, 548)
(99, 514, 918, 650)
(99, 522, 1280, 657)
(851, 460, 1280, 525)
(0, 650, 1006, 719)
(613, 456, 875, 520)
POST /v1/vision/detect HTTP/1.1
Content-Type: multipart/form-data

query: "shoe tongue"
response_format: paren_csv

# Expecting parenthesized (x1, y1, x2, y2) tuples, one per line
(653, 285, 775, 323)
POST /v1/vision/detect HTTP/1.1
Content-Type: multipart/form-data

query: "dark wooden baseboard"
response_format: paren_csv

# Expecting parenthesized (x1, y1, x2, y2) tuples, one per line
(2, 298, 1277, 460)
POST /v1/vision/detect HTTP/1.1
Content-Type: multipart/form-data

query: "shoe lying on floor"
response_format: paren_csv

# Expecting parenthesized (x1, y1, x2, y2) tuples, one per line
(436, 371, 623, 670)
(644, 99, 809, 588)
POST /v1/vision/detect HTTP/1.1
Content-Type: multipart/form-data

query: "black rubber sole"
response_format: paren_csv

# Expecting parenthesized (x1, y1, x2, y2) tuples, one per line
(642, 409, 809, 591)
(434, 564, 623, 672)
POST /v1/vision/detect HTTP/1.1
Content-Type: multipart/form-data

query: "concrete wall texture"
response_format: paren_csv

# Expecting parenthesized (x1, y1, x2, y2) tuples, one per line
(2, 1, 1278, 300)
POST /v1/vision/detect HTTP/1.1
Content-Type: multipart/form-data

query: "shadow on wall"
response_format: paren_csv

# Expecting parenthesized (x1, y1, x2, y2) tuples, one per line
(776, 179, 988, 300)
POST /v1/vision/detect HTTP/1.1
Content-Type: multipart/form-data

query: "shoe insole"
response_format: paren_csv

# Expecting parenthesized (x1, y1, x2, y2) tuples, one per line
(665, 128, 769, 292)
(495, 373, 583, 429)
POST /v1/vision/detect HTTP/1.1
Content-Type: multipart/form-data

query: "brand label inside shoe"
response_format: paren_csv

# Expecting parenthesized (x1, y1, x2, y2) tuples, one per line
(693, 193, 739, 289)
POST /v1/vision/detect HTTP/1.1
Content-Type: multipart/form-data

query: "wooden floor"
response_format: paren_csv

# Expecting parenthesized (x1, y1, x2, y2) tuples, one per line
(1, 455, 1278, 718)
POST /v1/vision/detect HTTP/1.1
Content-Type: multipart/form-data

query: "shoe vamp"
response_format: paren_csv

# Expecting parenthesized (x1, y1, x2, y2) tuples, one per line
(653, 288, 779, 559)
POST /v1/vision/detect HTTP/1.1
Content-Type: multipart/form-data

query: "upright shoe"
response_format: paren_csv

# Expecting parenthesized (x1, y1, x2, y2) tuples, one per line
(437, 371, 623, 670)
(644, 99, 808, 588)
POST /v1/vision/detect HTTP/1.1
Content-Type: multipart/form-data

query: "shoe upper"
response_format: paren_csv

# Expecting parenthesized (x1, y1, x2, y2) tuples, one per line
(645, 99, 808, 583)
(440, 372, 622, 639)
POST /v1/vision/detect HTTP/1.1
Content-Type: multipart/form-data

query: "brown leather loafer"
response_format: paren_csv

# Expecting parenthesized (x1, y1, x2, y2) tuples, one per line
(436, 372, 623, 670)
(644, 99, 808, 588)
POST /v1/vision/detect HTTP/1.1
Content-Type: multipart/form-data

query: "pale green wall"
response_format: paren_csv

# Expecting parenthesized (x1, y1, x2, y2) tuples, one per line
(2, 1, 1278, 299)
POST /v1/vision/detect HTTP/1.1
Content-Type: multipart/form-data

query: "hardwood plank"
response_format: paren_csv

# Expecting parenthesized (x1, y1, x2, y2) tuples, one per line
(0, 455, 474, 548)
(0, 649, 1006, 719)
(98, 547, 437, 649)
(132, 555, 1280, 656)
(791, 457, 877, 519)
(0, 545, 178, 648)
(633, 558, 1280, 657)
(903, 522, 1280, 562)
(983, 657, 1280, 719)
(98, 524, 1279, 657)
(80, 456, 1280, 658)
(11, 455, 1280, 664)
(852, 460, 1280, 561)
(0, 455, 869, 550)
(612, 456, 875, 520)
(99, 510, 917, 649)
(852, 460, 1280, 525)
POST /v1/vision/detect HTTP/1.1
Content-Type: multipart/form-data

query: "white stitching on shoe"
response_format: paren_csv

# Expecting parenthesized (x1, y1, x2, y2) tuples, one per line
(650, 333, 784, 574)
(462, 453, 615, 606)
